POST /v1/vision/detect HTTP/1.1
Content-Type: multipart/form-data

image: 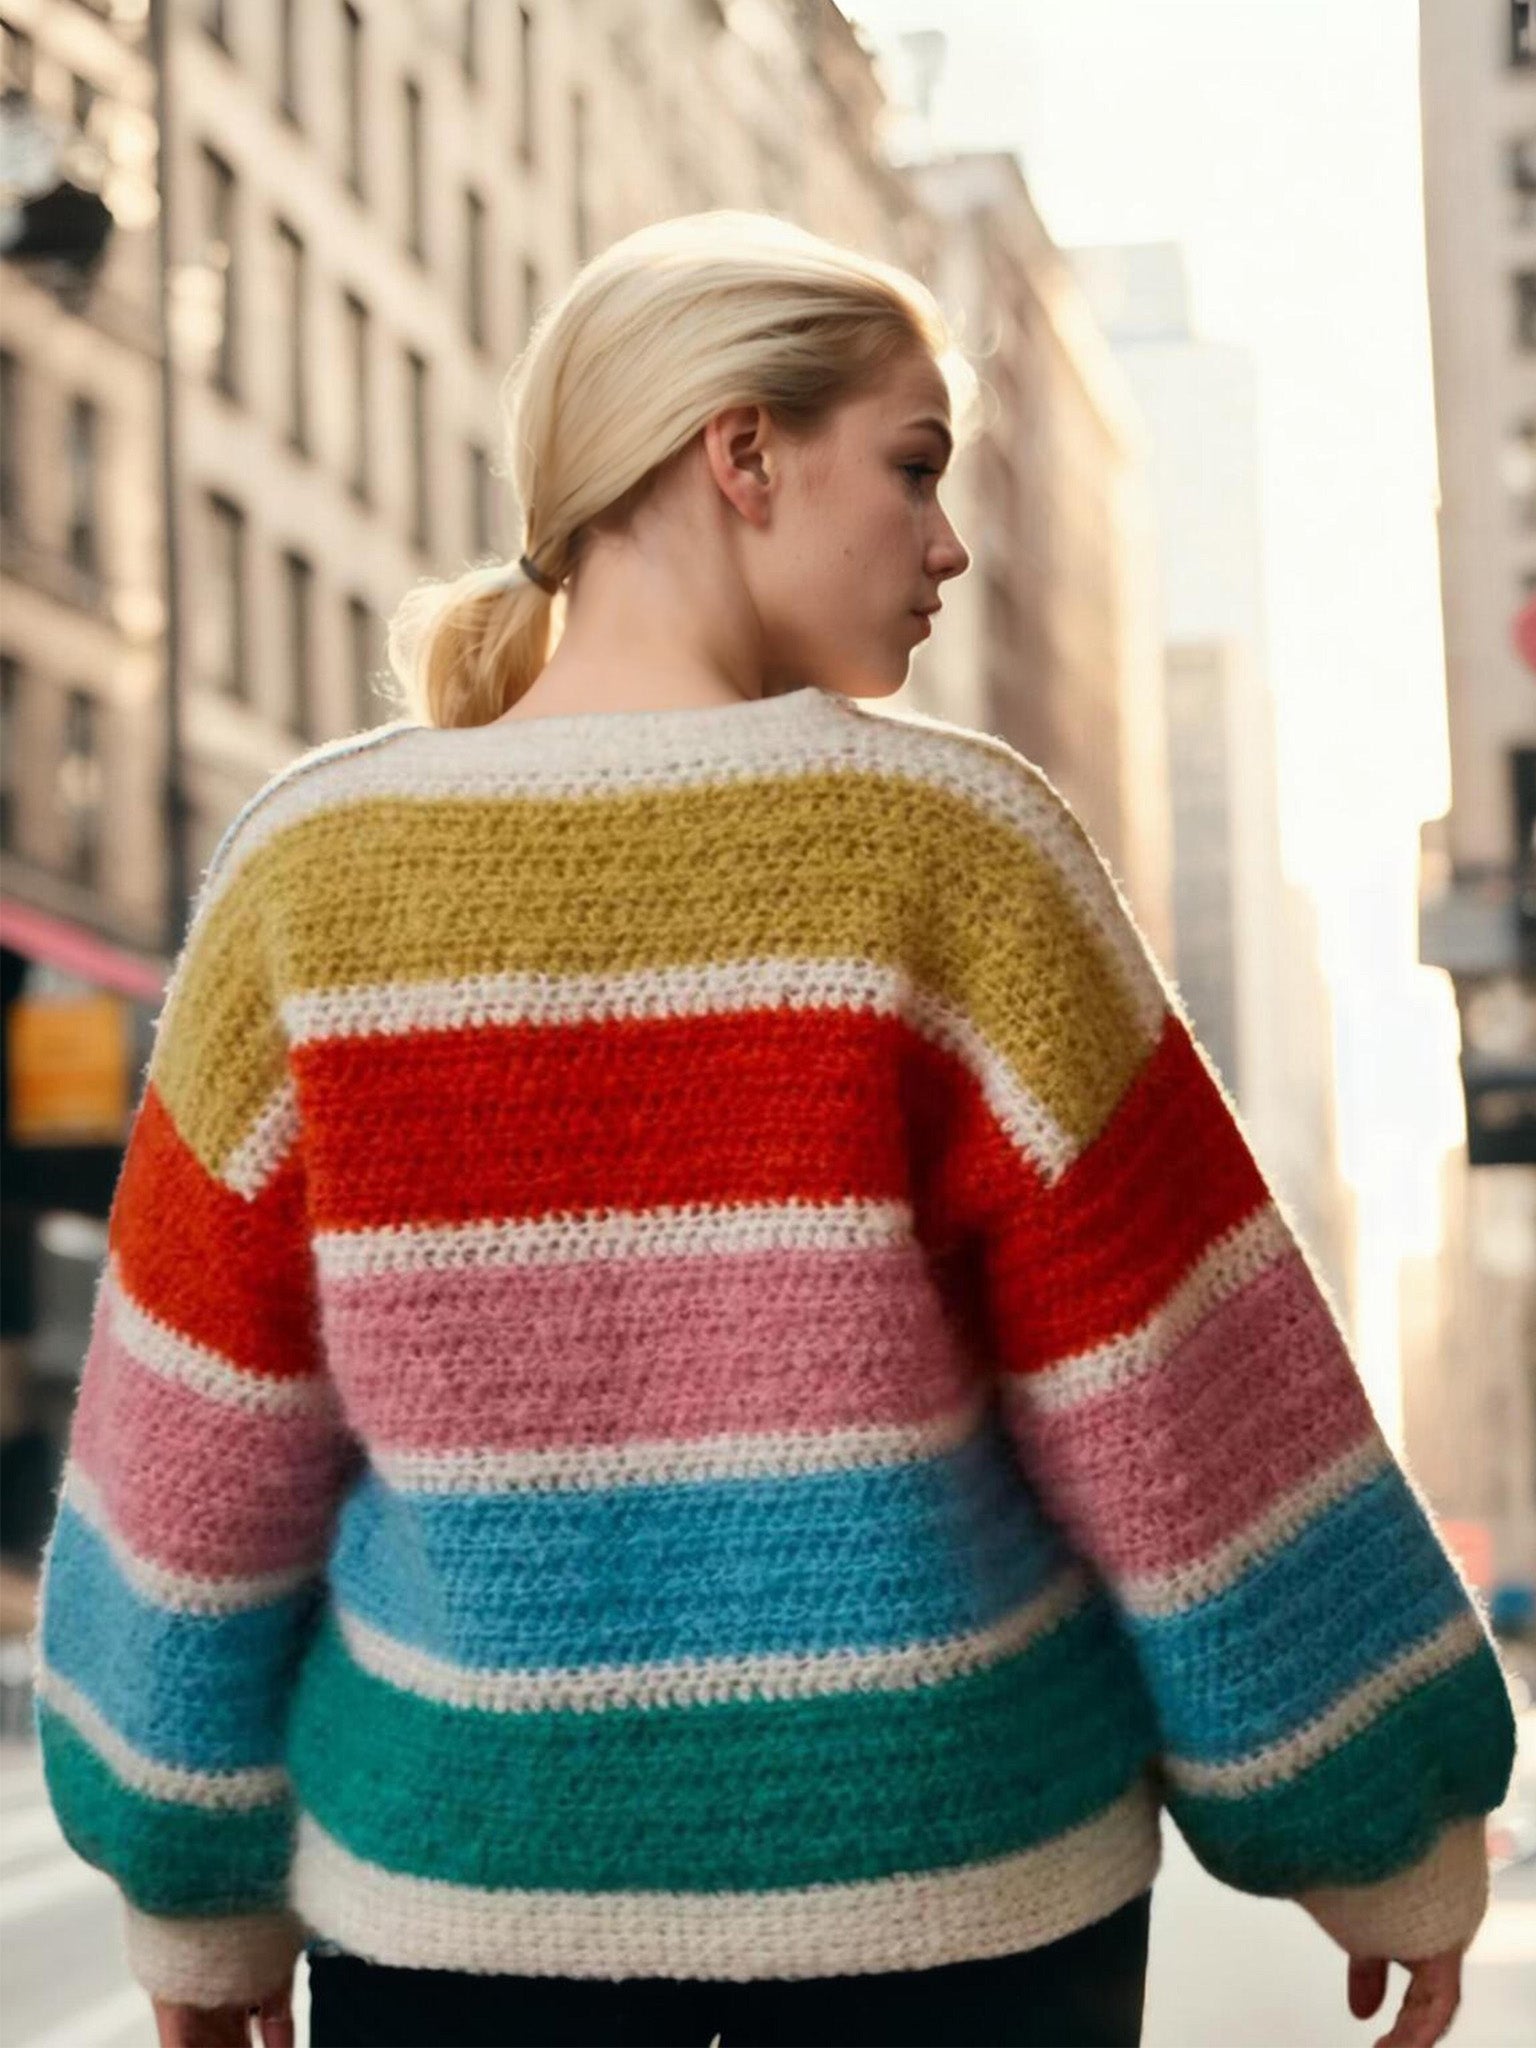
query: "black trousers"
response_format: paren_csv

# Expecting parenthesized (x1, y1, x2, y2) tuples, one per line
(304, 1888, 1151, 2047)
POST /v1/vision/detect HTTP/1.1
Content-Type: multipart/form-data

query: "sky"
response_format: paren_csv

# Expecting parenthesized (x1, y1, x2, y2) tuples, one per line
(846, 0, 1462, 1425)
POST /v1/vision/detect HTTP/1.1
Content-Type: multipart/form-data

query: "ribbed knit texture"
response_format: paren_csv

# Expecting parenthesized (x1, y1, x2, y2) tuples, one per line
(32, 683, 1516, 2007)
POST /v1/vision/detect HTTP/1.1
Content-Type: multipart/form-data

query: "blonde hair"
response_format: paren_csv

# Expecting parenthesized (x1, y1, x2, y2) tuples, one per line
(379, 210, 980, 730)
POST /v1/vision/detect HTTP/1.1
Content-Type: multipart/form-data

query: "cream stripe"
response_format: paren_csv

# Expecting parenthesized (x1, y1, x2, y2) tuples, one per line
(1162, 1609, 1489, 1799)
(105, 1258, 340, 1421)
(1010, 1202, 1298, 1416)
(314, 1194, 916, 1281)
(333, 1560, 1095, 1715)
(283, 956, 1080, 1184)
(1112, 1433, 1396, 1618)
(221, 1075, 301, 1200)
(59, 1461, 323, 1616)
(290, 1780, 1163, 1980)
(31, 1662, 290, 1811)
(369, 1388, 994, 1495)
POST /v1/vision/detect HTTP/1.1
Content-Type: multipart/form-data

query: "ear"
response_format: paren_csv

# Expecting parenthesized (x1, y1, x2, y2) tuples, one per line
(700, 405, 775, 531)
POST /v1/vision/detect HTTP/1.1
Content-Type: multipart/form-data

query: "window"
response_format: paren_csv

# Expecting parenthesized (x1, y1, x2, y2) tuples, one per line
(343, 291, 371, 504)
(67, 397, 100, 580)
(1515, 3, 1534, 66)
(464, 187, 487, 350)
(275, 220, 308, 452)
(204, 493, 247, 699)
(347, 594, 380, 728)
(200, 144, 239, 397)
(0, 349, 18, 532)
(2, 21, 33, 94)
(1505, 419, 1536, 526)
(341, 3, 365, 200)
(403, 78, 425, 262)
(1512, 134, 1536, 229)
(0, 654, 17, 853)
(469, 443, 494, 558)
(1516, 271, 1536, 351)
(277, 0, 300, 123)
(405, 349, 430, 553)
(282, 550, 314, 740)
(571, 87, 589, 262)
(58, 689, 102, 889)
(518, 7, 536, 166)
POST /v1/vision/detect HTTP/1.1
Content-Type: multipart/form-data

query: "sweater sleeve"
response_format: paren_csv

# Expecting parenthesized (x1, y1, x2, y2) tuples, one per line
(925, 749, 1518, 1963)
(30, 823, 359, 2007)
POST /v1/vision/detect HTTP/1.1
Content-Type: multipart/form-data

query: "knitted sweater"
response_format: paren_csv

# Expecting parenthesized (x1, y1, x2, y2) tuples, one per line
(32, 682, 1516, 2008)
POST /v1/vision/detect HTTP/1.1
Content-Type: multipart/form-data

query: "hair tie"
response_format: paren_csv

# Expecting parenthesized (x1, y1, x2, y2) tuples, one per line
(519, 552, 560, 596)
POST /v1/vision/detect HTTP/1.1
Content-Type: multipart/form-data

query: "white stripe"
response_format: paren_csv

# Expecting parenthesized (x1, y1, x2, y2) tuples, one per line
(1162, 1609, 1489, 1799)
(1013, 1203, 1300, 1414)
(1112, 1432, 1396, 1618)
(60, 1463, 324, 1617)
(32, 1664, 290, 1812)
(103, 1258, 340, 1421)
(290, 1781, 1163, 1980)
(315, 1193, 916, 1280)
(332, 1561, 1094, 1715)
(370, 1388, 993, 1494)
(222, 1075, 301, 1200)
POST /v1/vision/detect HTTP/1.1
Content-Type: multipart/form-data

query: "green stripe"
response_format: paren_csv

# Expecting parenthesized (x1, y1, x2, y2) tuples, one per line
(36, 1702, 293, 1914)
(1169, 1643, 1517, 1893)
(289, 1598, 1156, 1892)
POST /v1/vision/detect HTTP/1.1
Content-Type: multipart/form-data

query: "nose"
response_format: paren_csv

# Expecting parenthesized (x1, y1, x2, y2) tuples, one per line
(928, 514, 970, 582)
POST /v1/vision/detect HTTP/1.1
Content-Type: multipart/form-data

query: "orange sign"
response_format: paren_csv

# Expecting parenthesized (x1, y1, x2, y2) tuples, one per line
(6, 991, 132, 1144)
(1438, 1518, 1495, 1595)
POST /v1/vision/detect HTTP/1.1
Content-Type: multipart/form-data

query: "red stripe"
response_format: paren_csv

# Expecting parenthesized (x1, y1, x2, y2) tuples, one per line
(295, 1007, 921, 1231)
(984, 1013, 1270, 1372)
(112, 1085, 322, 1382)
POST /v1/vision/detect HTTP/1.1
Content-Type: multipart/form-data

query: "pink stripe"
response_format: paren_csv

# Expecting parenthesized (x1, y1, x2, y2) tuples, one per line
(1005, 1252, 1382, 1581)
(320, 1241, 981, 1449)
(68, 1309, 354, 1579)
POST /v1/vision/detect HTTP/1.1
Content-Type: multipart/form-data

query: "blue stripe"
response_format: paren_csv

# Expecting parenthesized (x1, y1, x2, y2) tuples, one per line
(330, 1422, 1072, 1666)
(39, 1502, 320, 1771)
(1125, 1466, 1473, 1762)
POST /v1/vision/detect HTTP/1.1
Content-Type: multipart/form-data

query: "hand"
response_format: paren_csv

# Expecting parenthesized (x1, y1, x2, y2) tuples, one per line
(1347, 1946, 1464, 2048)
(151, 1975, 295, 2048)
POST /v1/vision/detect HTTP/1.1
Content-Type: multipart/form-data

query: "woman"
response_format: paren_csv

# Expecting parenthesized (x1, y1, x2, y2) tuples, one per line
(32, 212, 1515, 2048)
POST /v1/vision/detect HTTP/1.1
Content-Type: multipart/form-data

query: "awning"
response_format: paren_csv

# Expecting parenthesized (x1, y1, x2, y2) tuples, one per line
(0, 897, 167, 1003)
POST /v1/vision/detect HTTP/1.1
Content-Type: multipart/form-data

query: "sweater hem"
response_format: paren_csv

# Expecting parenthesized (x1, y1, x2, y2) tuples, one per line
(289, 1779, 1163, 1981)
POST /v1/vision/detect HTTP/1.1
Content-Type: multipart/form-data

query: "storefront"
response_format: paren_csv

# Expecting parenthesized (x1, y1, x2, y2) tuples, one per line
(0, 897, 165, 1628)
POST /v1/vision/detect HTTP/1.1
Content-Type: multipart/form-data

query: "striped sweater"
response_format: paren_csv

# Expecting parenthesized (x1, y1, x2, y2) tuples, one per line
(32, 682, 1516, 2008)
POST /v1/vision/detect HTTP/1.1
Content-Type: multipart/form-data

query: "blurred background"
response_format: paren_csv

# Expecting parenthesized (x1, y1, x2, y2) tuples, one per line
(0, 2, 1531, 2042)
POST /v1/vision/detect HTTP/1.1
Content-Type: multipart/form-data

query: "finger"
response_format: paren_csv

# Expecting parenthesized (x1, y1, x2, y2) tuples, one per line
(1373, 1985, 1460, 2048)
(1349, 1956, 1388, 2017)
(258, 2005, 296, 2048)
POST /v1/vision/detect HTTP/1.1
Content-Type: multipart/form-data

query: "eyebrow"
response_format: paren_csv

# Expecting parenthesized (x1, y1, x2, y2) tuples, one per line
(906, 415, 954, 463)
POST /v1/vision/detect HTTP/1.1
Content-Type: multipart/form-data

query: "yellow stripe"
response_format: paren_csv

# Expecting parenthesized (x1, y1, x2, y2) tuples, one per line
(255, 769, 1153, 1147)
(146, 865, 286, 1178)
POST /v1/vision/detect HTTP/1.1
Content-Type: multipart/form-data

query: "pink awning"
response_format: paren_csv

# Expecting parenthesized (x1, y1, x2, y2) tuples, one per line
(0, 896, 167, 1002)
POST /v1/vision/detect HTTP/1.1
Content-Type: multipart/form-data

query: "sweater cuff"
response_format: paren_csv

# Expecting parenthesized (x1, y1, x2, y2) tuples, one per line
(120, 1899, 306, 2007)
(1295, 1816, 1492, 1961)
